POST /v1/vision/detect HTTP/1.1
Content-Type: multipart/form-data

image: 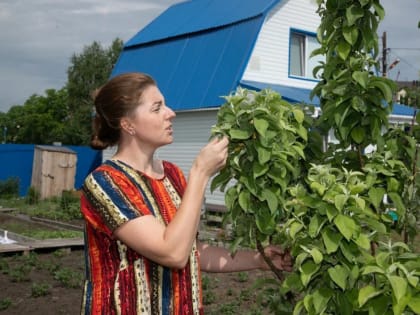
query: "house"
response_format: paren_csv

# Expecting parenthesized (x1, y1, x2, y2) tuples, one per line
(108, 0, 415, 206)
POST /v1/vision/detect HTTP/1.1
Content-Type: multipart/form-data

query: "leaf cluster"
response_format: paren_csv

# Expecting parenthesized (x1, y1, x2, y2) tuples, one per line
(210, 88, 307, 248)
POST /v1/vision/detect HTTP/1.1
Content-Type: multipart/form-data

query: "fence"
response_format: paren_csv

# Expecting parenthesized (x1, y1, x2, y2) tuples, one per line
(0, 144, 102, 196)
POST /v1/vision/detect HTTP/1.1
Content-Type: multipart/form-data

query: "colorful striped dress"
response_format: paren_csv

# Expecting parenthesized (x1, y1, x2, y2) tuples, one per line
(80, 159, 203, 315)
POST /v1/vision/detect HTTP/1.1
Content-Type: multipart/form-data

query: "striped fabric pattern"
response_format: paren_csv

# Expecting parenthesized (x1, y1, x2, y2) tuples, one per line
(80, 159, 203, 315)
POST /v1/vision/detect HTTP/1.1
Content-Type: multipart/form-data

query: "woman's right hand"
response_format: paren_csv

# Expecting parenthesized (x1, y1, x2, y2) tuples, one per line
(193, 136, 229, 177)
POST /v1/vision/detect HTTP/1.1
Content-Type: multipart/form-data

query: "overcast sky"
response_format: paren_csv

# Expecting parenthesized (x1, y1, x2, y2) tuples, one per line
(0, 0, 419, 113)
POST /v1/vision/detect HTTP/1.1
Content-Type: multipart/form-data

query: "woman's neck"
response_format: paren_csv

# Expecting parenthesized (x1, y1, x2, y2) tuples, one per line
(113, 146, 163, 178)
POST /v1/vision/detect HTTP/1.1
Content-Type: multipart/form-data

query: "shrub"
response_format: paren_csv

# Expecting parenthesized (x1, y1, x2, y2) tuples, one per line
(0, 177, 19, 199)
(26, 186, 40, 205)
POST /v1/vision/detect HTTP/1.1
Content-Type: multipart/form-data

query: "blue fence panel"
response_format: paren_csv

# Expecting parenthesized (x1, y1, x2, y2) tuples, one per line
(0, 144, 102, 197)
(0, 144, 35, 196)
(68, 146, 102, 189)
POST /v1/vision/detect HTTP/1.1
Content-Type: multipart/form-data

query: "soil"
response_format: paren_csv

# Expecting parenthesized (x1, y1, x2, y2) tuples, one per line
(0, 248, 274, 315)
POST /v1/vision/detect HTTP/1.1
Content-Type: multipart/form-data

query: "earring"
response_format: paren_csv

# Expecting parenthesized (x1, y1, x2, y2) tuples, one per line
(130, 130, 136, 136)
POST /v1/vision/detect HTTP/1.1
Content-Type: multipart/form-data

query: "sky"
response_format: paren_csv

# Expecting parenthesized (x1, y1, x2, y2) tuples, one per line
(0, 0, 419, 113)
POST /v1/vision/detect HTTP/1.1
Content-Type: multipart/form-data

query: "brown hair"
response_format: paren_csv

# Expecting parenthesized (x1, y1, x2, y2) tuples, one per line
(90, 72, 156, 150)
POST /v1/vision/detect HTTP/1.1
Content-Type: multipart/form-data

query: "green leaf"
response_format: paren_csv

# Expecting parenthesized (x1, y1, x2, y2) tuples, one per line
(261, 188, 278, 213)
(388, 275, 407, 302)
(255, 207, 275, 235)
(308, 214, 325, 238)
(351, 126, 365, 144)
(392, 295, 411, 315)
(224, 187, 238, 210)
(346, 5, 364, 26)
(334, 214, 356, 241)
(310, 182, 326, 196)
(254, 117, 269, 137)
(362, 265, 384, 275)
(368, 187, 385, 210)
(340, 241, 357, 262)
(300, 260, 320, 287)
(293, 300, 304, 315)
(354, 233, 370, 250)
(369, 80, 393, 103)
(310, 248, 323, 264)
(375, 252, 390, 269)
(337, 41, 351, 60)
(352, 71, 369, 89)
(387, 177, 400, 192)
(229, 128, 252, 140)
(343, 26, 359, 45)
(322, 229, 342, 254)
(328, 264, 349, 290)
(252, 161, 269, 178)
(358, 285, 383, 307)
(408, 296, 420, 314)
(334, 194, 348, 211)
(368, 295, 390, 315)
(210, 168, 232, 192)
(326, 205, 338, 221)
(312, 288, 333, 314)
(388, 192, 406, 217)
(257, 145, 271, 164)
(292, 109, 304, 124)
(407, 275, 419, 288)
(238, 190, 251, 212)
(289, 221, 304, 240)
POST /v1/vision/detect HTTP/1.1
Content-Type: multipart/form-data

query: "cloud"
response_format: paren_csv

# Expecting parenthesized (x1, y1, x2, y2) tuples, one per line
(0, 0, 418, 112)
(0, 0, 179, 112)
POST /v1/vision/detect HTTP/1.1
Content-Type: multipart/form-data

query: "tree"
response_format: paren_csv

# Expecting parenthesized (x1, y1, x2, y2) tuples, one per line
(65, 38, 123, 145)
(211, 0, 420, 313)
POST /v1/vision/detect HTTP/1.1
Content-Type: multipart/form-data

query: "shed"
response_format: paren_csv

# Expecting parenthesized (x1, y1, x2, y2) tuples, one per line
(31, 145, 77, 199)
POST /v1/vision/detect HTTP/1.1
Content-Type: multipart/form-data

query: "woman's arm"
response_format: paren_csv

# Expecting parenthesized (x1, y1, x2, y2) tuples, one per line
(114, 137, 228, 269)
(198, 241, 293, 273)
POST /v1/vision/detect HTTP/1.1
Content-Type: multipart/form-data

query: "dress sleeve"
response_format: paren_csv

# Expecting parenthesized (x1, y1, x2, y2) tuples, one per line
(81, 165, 150, 235)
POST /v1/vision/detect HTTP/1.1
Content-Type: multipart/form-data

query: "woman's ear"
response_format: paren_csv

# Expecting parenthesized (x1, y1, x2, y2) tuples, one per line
(120, 118, 136, 136)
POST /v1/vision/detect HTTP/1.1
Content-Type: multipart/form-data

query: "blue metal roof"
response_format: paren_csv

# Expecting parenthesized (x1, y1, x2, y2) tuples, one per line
(240, 80, 320, 105)
(392, 104, 416, 116)
(112, 0, 280, 110)
(241, 80, 415, 117)
(126, 0, 280, 47)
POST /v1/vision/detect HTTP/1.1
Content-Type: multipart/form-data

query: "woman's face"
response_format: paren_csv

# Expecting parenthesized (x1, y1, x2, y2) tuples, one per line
(128, 85, 176, 149)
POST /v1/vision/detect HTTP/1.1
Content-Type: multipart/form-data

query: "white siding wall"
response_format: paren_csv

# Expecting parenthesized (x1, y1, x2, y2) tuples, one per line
(156, 110, 227, 206)
(242, 0, 320, 89)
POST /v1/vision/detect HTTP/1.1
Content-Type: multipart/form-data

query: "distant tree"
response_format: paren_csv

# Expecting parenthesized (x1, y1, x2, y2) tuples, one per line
(6, 88, 69, 144)
(65, 38, 124, 145)
(1, 38, 123, 145)
(4, 105, 25, 143)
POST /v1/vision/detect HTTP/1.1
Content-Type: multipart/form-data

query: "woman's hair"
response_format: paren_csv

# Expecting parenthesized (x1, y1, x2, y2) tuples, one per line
(90, 72, 156, 150)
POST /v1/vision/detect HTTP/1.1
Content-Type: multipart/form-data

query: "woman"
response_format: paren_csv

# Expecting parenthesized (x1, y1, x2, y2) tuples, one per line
(80, 72, 292, 315)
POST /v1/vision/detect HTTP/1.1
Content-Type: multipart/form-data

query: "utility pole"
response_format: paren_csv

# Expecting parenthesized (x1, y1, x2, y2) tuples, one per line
(382, 31, 387, 77)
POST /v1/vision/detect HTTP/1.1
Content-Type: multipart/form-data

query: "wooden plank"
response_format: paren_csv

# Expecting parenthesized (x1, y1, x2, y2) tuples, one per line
(30, 238, 84, 249)
(0, 243, 31, 254)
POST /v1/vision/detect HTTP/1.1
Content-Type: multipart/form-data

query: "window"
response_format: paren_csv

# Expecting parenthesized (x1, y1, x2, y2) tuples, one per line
(289, 29, 323, 80)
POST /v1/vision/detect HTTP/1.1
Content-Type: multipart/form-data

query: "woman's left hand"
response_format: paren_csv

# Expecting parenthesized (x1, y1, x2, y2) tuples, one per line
(261, 245, 293, 272)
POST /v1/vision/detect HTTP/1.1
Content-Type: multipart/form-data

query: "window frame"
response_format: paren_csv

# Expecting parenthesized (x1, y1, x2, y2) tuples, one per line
(288, 28, 322, 82)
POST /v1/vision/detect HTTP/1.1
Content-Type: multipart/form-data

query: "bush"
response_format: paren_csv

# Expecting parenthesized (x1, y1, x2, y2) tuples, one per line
(26, 186, 40, 205)
(0, 177, 19, 199)
(60, 190, 82, 220)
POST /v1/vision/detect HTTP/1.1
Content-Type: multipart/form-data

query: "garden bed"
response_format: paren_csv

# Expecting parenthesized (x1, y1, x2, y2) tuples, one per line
(0, 213, 83, 254)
